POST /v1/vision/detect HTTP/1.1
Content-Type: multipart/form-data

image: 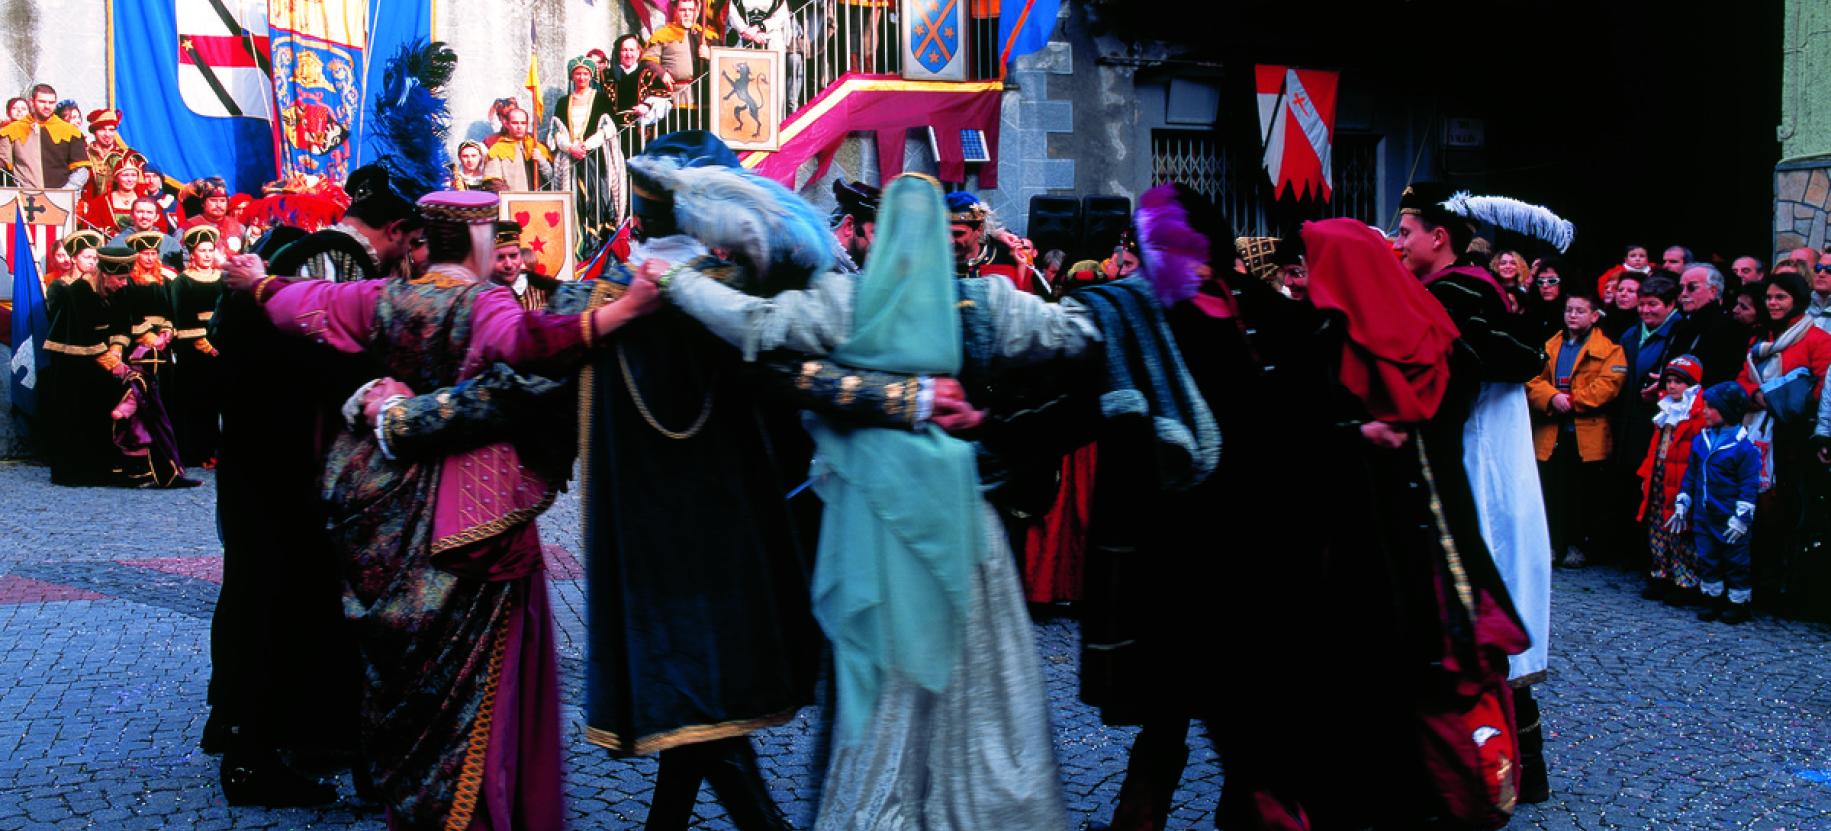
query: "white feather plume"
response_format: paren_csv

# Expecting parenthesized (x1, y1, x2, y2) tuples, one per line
(1439, 190, 1575, 253)
(627, 155, 833, 285)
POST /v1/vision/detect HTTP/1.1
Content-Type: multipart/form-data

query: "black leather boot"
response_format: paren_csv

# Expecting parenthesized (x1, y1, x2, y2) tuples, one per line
(703, 737, 796, 831)
(646, 746, 709, 831)
(220, 749, 339, 807)
(1513, 687, 1550, 804)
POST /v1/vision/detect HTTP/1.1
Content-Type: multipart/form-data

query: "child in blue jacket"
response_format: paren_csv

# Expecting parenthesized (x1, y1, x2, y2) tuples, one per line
(1668, 382, 1762, 623)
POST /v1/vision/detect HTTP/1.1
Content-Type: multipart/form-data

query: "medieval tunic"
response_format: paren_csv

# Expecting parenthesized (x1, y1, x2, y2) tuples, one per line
(481, 137, 553, 192)
(642, 23, 706, 107)
(665, 252, 1103, 830)
(122, 264, 177, 392)
(261, 268, 594, 830)
(0, 115, 89, 189)
(167, 267, 225, 465)
(1423, 265, 1552, 685)
(43, 277, 130, 485)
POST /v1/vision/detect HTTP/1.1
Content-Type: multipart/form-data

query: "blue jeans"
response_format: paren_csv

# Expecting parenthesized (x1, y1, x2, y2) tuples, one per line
(1694, 528, 1752, 604)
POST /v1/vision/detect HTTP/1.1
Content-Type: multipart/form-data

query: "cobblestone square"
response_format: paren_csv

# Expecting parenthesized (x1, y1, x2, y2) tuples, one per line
(1, 460, 1828, 829)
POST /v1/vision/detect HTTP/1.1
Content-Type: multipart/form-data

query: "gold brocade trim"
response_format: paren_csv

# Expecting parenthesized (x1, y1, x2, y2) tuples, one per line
(174, 328, 208, 339)
(577, 278, 626, 543)
(183, 270, 223, 285)
(1416, 441, 1475, 619)
(197, 310, 214, 321)
(1508, 670, 1547, 689)
(583, 708, 799, 756)
(429, 489, 558, 555)
(836, 375, 860, 406)
(44, 340, 108, 357)
(443, 607, 511, 831)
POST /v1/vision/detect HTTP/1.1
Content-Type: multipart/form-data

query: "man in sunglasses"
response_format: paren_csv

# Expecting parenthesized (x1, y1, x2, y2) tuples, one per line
(1673, 262, 1746, 387)
(1807, 248, 1831, 334)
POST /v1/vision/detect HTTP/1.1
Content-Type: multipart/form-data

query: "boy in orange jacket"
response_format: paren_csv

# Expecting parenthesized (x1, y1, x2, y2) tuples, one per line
(1528, 292, 1628, 568)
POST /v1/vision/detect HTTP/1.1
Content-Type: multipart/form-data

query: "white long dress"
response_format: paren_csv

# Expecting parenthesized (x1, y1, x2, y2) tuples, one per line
(1462, 381, 1552, 684)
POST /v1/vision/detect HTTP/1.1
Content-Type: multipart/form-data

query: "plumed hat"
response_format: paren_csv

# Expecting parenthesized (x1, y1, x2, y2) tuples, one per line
(628, 131, 831, 293)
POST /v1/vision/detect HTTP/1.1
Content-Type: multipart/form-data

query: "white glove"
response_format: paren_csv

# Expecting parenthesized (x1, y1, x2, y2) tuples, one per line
(1665, 496, 1689, 533)
(1724, 516, 1749, 544)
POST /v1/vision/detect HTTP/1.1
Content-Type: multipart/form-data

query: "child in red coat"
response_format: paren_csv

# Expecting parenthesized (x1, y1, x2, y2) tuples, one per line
(1636, 355, 1709, 602)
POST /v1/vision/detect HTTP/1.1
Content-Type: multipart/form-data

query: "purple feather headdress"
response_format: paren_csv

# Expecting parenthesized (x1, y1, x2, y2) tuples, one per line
(1134, 183, 1208, 307)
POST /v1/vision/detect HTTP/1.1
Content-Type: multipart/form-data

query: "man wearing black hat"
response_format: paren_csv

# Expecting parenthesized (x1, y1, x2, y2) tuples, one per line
(830, 178, 879, 272)
(201, 162, 431, 807)
(489, 219, 556, 312)
(1395, 181, 1554, 804)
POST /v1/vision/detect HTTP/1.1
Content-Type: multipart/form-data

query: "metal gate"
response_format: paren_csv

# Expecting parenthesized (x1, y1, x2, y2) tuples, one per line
(1151, 129, 1381, 235)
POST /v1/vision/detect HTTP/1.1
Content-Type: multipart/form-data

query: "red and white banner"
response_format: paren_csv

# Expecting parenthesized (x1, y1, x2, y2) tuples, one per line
(0, 189, 76, 277)
(177, 0, 274, 120)
(1255, 65, 1338, 201)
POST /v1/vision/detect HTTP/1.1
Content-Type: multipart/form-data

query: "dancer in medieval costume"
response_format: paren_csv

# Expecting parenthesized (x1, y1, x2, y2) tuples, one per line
(1078, 189, 1346, 831)
(550, 55, 626, 260)
(167, 225, 227, 467)
(647, 169, 1194, 830)
(1303, 217, 1533, 827)
(1396, 182, 1558, 803)
(43, 235, 129, 486)
(232, 189, 658, 829)
(206, 164, 428, 807)
(556, 132, 823, 831)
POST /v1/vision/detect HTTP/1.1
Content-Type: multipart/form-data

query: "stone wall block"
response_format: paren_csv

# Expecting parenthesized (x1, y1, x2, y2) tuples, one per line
(1779, 170, 1809, 203)
(1806, 169, 1831, 208)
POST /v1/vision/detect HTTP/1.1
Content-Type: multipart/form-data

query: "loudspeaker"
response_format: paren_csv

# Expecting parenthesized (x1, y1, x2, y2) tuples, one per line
(1026, 195, 1081, 262)
(1081, 195, 1133, 263)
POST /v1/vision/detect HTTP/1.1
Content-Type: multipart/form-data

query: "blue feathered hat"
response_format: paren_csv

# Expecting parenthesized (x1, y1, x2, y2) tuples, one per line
(628, 131, 831, 293)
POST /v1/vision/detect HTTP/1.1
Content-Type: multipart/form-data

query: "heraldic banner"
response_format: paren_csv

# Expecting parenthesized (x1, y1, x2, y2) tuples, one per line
(112, 1, 431, 193)
(112, 0, 281, 194)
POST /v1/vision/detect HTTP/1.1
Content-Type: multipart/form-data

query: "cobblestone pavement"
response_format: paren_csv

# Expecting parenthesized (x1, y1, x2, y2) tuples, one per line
(1, 458, 1828, 829)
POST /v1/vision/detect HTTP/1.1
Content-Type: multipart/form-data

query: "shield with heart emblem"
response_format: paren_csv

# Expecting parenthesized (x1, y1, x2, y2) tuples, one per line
(498, 192, 574, 279)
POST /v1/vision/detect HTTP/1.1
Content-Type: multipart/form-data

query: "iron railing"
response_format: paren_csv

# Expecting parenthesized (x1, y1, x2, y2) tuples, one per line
(544, 0, 1010, 266)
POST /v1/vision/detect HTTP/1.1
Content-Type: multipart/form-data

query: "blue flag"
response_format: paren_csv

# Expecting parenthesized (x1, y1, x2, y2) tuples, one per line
(9, 207, 48, 418)
(996, 0, 1062, 74)
(112, 1, 279, 194)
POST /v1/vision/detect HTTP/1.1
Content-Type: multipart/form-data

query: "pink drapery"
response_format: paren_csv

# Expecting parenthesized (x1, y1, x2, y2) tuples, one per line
(740, 74, 1005, 188)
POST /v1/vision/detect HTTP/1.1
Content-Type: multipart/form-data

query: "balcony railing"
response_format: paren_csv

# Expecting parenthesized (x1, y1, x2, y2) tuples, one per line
(551, 0, 1010, 265)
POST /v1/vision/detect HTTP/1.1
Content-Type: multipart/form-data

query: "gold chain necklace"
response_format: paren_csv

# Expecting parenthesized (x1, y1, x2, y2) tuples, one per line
(617, 342, 715, 440)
